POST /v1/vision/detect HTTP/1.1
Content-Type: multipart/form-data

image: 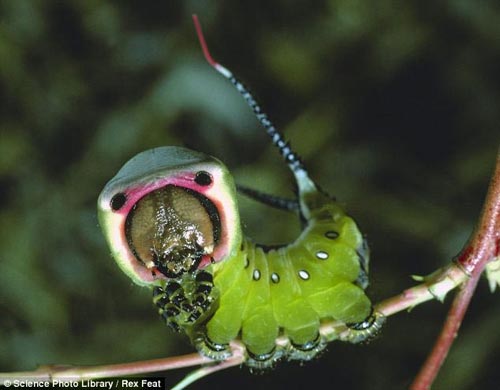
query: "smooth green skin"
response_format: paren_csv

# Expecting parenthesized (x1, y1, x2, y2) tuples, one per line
(207, 202, 371, 355)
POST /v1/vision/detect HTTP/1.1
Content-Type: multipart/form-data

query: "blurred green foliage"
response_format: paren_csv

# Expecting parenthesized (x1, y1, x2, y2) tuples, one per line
(1, 1, 499, 389)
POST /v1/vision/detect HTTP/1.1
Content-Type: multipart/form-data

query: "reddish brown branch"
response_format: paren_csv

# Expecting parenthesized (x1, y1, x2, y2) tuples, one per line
(410, 151, 500, 390)
(410, 273, 480, 390)
(456, 152, 500, 275)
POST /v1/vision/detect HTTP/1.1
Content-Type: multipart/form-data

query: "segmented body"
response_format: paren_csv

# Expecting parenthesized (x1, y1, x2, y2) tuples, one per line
(152, 190, 383, 368)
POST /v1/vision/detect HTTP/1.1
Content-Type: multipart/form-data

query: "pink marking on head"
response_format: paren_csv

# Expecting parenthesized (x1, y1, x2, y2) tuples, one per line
(114, 173, 199, 216)
(192, 14, 219, 68)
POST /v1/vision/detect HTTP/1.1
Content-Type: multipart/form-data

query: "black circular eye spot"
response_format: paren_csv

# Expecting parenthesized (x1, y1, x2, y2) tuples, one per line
(110, 193, 127, 211)
(194, 171, 213, 186)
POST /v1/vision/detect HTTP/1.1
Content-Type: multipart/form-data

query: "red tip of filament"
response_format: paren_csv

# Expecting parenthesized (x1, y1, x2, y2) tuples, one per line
(192, 14, 218, 68)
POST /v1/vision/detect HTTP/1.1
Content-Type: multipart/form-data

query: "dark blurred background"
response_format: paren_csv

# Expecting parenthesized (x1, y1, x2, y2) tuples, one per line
(1, 1, 499, 389)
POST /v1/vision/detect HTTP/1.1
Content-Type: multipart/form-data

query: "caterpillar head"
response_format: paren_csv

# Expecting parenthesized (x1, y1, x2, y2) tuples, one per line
(98, 146, 241, 286)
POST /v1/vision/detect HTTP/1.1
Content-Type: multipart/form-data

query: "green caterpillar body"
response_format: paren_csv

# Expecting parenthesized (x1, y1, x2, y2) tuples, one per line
(98, 146, 383, 368)
(214, 204, 366, 338)
(98, 18, 384, 370)
(204, 209, 373, 363)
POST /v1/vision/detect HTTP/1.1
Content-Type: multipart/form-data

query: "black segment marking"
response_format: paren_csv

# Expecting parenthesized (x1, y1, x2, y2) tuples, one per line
(205, 335, 229, 352)
(167, 321, 180, 332)
(291, 333, 321, 351)
(229, 75, 305, 173)
(195, 271, 213, 283)
(347, 308, 376, 330)
(165, 282, 182, 298)
(155, 296, 169, 308)
(196, 284, 212, 294)
(152, 286, 163, 297)
(247, 347, 276, 362)
(165, 306, 180, 317)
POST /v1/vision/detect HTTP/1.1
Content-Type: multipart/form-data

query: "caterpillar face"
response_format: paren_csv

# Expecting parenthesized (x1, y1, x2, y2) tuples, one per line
(98, 146, 241, 285)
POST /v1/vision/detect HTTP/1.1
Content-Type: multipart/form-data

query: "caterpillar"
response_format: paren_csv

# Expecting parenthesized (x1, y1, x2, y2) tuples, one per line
(97, 16, 384, 370)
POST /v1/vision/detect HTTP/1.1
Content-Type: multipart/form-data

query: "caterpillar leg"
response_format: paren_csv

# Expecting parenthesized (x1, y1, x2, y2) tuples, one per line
(245, 334, 328, 370)
(194, 333, 233, 361)
(153, 283, 184, 331)
(245, 346, 285, 371)
(152, 271, 215, 330)
(287, 333, 327, 361)
(343, 309, 385, 344)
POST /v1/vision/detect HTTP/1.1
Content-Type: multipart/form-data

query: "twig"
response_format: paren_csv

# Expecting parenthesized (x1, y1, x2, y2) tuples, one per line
(375, 265, 467, 317)
(410, 151, 500, 390)
(0, 352, 212, 381)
